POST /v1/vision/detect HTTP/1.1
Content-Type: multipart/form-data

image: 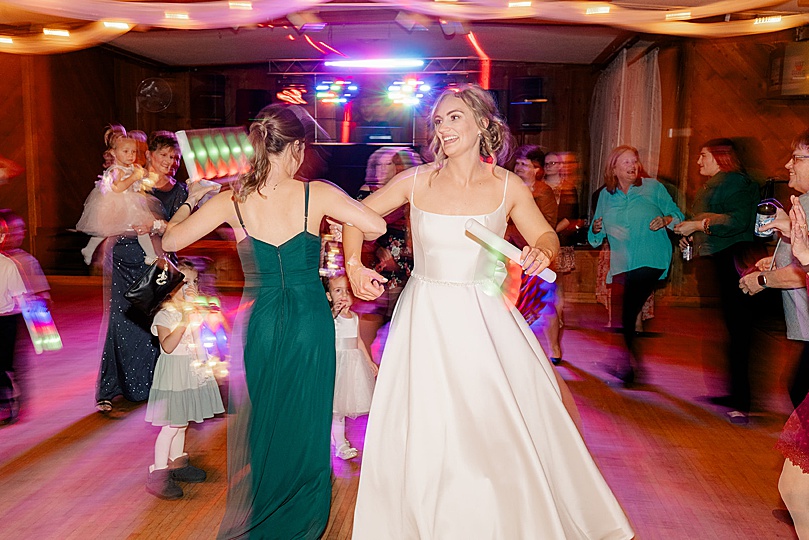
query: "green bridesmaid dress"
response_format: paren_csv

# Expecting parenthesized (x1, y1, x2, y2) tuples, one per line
(219, 182, 334, 539)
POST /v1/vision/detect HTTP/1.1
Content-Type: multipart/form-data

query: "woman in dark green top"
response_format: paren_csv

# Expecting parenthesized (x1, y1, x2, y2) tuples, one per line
(674, 138, 760, 424)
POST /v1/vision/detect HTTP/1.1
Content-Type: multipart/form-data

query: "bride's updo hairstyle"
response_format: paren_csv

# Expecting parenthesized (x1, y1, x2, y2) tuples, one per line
(427, 84, 512, 168)
(236, 104, 310, 201)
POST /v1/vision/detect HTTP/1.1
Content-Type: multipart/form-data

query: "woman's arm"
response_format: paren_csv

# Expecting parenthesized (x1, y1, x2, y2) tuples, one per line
(312, 181, 387, 241)
(588, 192, 606, 247)
(508, 175, 559, 276)
(155, 314, 189, 354)
(358, 337, 379, 377)
(790, 196, 809, 268)
(162, 190, 240, 252)
(698, 174, 758, 237)
(650, 180, 685, 231)
(344, 170, 416, 299)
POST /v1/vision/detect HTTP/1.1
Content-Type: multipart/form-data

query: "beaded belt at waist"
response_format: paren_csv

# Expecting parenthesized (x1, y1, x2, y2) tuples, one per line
(411, 273, 491, 286)
(336, 337, 358, 350)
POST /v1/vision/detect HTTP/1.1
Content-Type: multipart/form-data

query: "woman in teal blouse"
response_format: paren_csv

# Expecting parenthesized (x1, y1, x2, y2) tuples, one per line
(589, 145, 683, 386)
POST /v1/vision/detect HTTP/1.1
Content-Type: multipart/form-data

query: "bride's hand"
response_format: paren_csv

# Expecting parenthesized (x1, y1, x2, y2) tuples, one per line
(346, 258, 387, 300)
(521, 246, 552, 276)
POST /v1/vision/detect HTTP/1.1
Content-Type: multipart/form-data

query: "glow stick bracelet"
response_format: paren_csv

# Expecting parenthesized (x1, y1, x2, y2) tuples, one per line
(465, 218, 557, 283)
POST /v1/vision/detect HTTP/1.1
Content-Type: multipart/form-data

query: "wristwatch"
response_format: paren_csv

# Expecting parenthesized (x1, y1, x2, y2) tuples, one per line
(757, 274, 768, 288)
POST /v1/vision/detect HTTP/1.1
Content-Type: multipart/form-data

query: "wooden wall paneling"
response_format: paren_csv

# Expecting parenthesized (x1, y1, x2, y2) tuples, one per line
(655, 42, 701, 301)
(688, 32, 809, 189)
(31, 49, 119, 273)
(0, 55, 29, 251)
(26, 56, 57, 269)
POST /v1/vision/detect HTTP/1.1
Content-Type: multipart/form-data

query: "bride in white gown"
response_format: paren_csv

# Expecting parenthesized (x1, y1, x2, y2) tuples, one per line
(343, 84, 634, 540)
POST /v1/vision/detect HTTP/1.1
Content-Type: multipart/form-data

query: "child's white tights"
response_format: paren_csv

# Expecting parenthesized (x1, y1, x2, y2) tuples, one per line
(137, 234, 158, 264)
(153, 425, 187, 470)
(331, 414, 347, 447)
(81, 234, 157, 265)
(81, 236, 104, 265)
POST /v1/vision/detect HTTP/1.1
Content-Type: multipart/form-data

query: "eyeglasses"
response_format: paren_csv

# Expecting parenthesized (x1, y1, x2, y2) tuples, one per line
(792, 155, 809, 161)
(544, 161, 559, 166)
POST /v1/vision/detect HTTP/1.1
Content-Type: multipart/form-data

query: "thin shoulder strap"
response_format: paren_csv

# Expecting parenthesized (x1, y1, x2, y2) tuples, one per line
(502, 170, 509, 204)
(410, 166, 420, 204)
(232, 197, 249, 235)
(304, 182, 310, 230)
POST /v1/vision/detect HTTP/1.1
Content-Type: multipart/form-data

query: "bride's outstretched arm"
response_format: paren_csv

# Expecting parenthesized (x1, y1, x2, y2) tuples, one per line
(508, 175, 559, 276)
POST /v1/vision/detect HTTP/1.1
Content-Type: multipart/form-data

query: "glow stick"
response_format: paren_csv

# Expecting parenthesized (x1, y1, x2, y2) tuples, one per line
(465, 218, 557, 283)
(21, 296, 62, 354)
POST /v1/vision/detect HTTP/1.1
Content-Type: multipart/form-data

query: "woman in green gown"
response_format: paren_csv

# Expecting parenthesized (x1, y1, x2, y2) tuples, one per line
(162, 105, 386, 539)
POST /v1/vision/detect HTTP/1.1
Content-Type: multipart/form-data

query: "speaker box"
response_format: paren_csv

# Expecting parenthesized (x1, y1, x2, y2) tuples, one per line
(236, 89, 270, 126)
(508, 77, 547, 132)
(190, 73, 226, 127)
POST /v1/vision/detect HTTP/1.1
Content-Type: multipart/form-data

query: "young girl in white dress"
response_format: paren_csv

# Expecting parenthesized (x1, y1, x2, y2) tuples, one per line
(76, 125, 161, 265)
(325, 272, 378, 460)
(144, 259, 224, 500)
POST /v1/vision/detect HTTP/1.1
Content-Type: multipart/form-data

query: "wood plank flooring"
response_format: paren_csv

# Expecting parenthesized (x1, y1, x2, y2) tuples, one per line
(0, 283, 800, 539)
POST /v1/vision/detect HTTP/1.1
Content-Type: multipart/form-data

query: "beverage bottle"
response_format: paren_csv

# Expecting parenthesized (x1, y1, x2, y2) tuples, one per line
(755, 201, 778, 237)
(681, 238, 693, 261)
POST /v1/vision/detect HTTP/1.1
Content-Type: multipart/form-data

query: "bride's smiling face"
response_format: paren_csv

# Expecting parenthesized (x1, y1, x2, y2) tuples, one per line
(432, 96, 479, 157)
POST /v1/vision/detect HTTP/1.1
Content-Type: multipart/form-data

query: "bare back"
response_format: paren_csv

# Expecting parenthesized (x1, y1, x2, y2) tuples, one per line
(233, 180, 316, 246)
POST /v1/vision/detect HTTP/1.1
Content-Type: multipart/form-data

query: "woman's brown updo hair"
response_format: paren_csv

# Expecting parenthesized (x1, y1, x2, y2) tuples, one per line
(235, 104, 310, 201)
(427, 84, 512, 168)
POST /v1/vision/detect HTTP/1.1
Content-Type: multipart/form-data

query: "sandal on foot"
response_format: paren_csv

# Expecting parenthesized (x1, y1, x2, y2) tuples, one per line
(96, 400, 112, 412)
(335, 442, 358, 460)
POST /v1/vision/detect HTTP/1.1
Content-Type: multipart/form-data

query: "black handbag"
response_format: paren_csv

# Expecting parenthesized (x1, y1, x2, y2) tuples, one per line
(124, 255, 184, 315)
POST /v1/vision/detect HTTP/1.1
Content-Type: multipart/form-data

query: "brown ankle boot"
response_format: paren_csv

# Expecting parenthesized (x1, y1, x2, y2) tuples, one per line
(146, 467, 183, 500)
(168, 454, 206, 483)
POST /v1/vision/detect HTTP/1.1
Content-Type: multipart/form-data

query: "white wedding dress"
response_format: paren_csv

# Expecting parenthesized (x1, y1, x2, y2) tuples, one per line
(352, 170, 634, 540)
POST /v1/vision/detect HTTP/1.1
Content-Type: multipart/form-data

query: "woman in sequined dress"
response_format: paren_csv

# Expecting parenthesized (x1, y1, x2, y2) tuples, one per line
(95, 131, 209, 412)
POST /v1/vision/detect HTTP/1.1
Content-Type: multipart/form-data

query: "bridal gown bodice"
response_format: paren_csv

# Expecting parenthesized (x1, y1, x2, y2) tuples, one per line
(409, 200, 506, 285)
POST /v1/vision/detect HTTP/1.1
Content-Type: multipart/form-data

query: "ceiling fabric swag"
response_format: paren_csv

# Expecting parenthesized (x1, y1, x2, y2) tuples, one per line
(0, 0, 806, 55)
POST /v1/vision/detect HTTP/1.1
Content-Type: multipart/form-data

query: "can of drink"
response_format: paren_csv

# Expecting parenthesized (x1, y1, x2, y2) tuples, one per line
(682, 242, 693, 261)
(755, 201, 778, 237)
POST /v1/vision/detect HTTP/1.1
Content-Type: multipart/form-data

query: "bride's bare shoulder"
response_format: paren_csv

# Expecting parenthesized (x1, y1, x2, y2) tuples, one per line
(387, 162, 436, 191)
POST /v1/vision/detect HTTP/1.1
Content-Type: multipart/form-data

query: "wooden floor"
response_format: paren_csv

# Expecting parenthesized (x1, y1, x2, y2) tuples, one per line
(0, 283, 801, 539)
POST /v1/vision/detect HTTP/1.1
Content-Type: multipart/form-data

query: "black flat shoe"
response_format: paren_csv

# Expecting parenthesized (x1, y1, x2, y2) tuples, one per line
(607, 365, 635, 384)
(708, 395, 736, 408)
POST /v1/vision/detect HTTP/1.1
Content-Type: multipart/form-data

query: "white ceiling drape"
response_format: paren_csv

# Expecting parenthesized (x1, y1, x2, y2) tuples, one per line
(0, 0, 806, 55)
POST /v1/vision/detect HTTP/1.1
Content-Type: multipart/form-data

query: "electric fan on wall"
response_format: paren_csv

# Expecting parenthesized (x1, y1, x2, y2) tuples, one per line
(136, 77, 173, 113)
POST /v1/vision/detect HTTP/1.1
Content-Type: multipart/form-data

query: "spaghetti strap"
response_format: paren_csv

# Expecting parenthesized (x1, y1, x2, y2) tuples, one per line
(304, 182, 310, 230)
(410, 166, 420, 206)
(502, 170, 509, 205)
(233, 197, 249, 236)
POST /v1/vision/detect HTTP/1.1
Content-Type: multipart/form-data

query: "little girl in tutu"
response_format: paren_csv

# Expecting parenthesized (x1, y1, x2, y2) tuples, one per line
(325, 272, 378, 460)
(76, 125, 162, 265)
(145, 258, 224, 499)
